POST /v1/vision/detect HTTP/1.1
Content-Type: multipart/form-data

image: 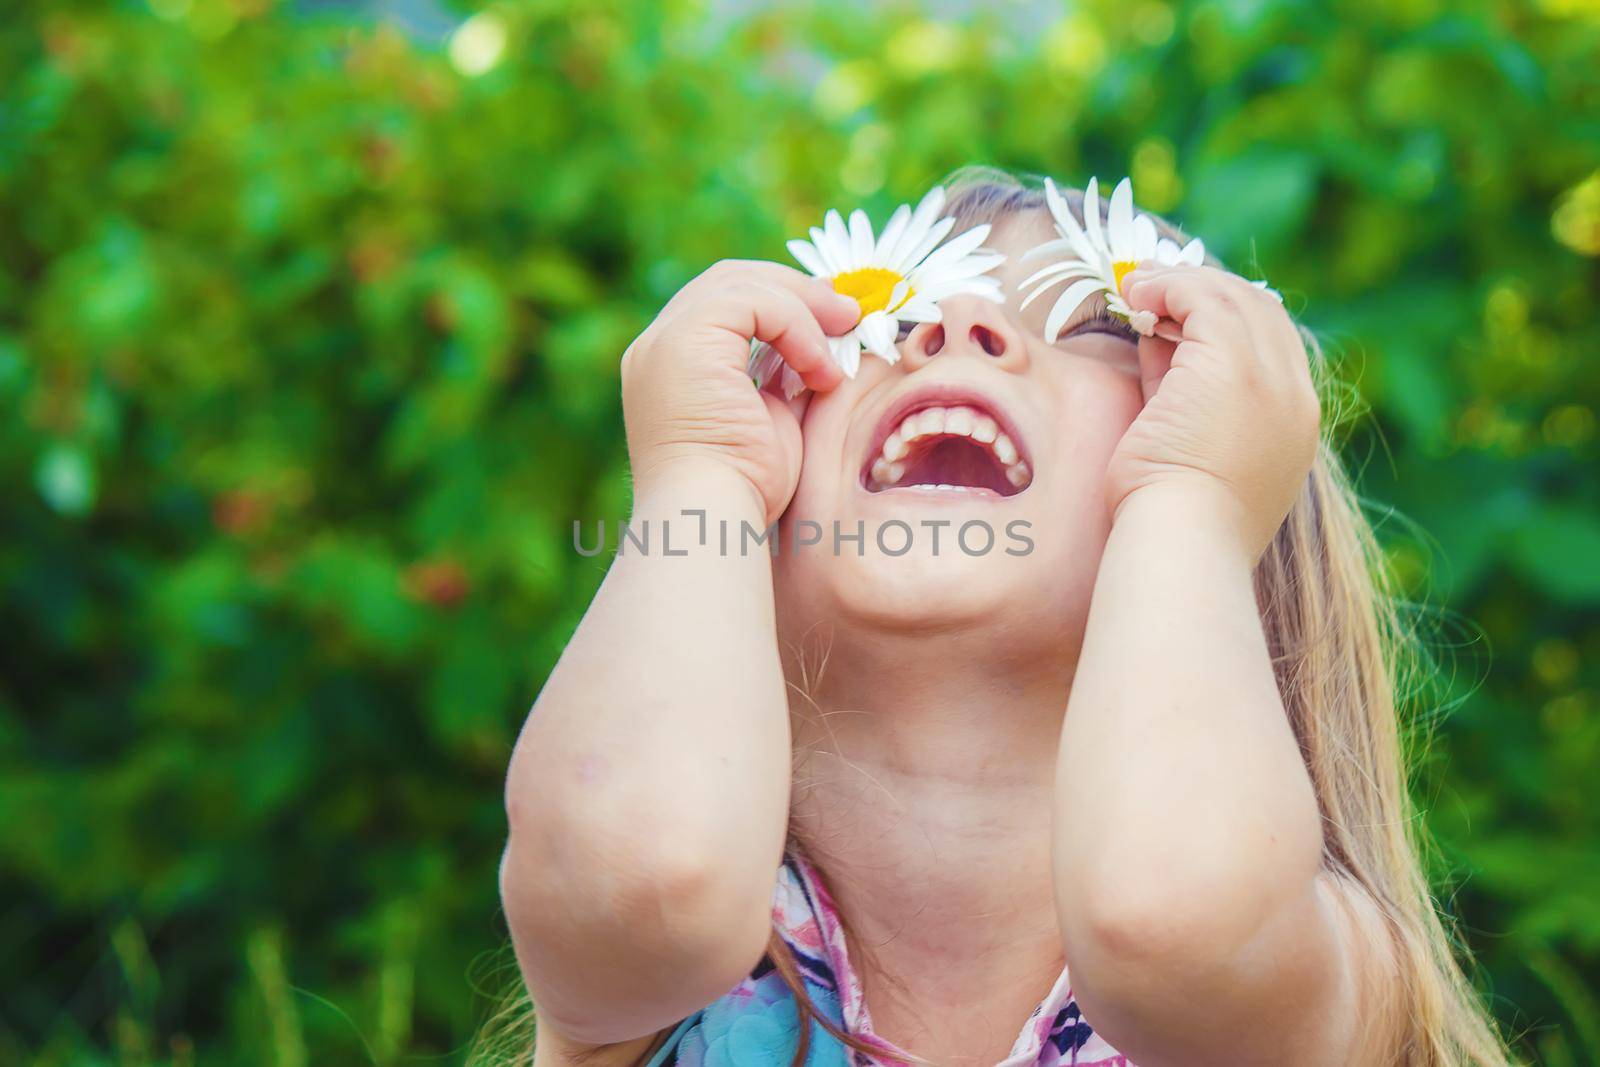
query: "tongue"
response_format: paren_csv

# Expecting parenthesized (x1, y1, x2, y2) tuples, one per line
(899, 437, 1013, 494)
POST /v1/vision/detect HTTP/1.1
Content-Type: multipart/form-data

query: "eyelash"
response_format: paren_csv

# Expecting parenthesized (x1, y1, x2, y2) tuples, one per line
(891, 307, 1136, 345)
(1065, 307, 1138, 344)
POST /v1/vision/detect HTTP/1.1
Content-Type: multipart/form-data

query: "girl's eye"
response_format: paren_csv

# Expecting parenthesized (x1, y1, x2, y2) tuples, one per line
(1061, 307, 1138, 345)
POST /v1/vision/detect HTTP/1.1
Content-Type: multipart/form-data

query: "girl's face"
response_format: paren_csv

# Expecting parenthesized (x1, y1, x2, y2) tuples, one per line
(774, 211, 1147, 656)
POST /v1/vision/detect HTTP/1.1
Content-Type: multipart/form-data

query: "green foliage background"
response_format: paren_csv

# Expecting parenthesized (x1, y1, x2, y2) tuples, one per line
(2, 0, 1597, 1063)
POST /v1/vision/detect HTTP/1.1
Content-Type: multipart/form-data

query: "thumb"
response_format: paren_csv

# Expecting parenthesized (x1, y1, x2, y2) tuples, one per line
(1135, 334, 1177, 403)
(761, 391, 805, 524)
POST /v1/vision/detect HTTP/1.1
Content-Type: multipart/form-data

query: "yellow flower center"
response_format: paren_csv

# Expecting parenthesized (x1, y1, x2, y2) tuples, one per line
(1112, 260, 1138, 294)
(832, 267, 912, 315)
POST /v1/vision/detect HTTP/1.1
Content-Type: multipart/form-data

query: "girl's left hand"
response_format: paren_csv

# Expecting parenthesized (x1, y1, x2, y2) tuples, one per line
(1107, 264, 1321, 559)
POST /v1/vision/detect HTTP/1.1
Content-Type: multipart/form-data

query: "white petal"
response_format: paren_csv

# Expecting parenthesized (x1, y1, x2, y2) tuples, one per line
(848, 209, 876, 265)
(1021, 236, 1078, 262)
(809, 226, 843, 274)
(1180, 238, 1206, 265)
(1131, 213, 1159, 260)
(748, 339, 781, 382)
(1016, 283, 1052, 312)
(823, 210, 853, 269)
(830, 334, 862, 378)
(1045, 277, 1109, 341)
(1018, 268, 1097, 311)
(919, 275, 1005, 305)
(1081, 177, 1106, 259)
(1126, 309, 1159, 336)
(1107, 178, 1135, 254)
(1043, 178, 1073, 232)
(1060, 183, 1110, 263)
(752, 341, 813, 399)
(1018, 258, 1101, 294)
(935, 248, 1007, 274)
(859, 311, 898, 359)
(1058, 213, 1102, 269)
(967, 277, 1006, 302)
(875, 203, 912, 262)
(787, 239, 828, 278)
(908, 224, 990, 281)
(917, 254, 1006, 289)
(1106, 293, 1140, 320)
(896, 298, 943, 322)
(1018, 273, 1078, 311)
(1042, 178, 1100, 265)
(897, 215, 957, 273)
(888, 186, 947, 267)
(1019, 255, 1103, 285)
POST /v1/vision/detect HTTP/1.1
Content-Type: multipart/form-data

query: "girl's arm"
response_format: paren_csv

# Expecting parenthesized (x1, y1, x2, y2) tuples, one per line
(501, 262, 855, 1046)
(1051, 267, 1397, 1066)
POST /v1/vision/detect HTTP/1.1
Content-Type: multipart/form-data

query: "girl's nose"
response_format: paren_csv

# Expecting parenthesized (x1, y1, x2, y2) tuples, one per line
(899, 296, 1029, 373)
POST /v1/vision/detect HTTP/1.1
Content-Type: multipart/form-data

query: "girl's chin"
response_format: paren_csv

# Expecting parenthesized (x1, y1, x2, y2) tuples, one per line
(780, 550, 1053, 629)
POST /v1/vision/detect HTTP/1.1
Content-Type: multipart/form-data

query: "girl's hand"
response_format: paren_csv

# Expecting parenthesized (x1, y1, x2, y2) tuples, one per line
(620, 261, 859, 523)
(1109, 264, 1320, 559)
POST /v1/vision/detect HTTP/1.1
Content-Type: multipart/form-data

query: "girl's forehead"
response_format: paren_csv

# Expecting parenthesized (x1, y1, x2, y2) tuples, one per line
(982, 210, 1064, 298)
(986, 209, 1056, 249)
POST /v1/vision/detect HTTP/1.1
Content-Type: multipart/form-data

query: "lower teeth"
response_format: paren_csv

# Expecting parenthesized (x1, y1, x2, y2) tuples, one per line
(866, 459, 1032, 493)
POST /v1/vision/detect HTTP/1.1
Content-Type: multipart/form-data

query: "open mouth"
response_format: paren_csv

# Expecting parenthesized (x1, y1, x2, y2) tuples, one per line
(862, 399, 1032, 497)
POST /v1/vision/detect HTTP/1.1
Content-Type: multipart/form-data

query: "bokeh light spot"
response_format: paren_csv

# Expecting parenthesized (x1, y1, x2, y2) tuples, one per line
(450, 12, 508, 77)
(1552, 171, 1600, 256)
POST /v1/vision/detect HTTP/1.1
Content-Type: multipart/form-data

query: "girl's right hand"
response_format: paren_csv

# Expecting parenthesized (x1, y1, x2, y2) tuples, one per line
(620, 261, 860, 523)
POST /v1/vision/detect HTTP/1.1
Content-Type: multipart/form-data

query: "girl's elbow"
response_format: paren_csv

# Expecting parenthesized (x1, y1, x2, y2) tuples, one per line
(501, 817, 773, 973)
(499, 835, 771, 1047)
(1058, 845, 1323, 993)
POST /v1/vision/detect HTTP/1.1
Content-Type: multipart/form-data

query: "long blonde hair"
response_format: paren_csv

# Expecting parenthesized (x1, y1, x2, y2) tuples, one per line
(477, 168, 1514, 1067)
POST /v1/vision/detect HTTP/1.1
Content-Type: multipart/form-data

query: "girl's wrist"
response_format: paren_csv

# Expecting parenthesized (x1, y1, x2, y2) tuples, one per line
(630, 453, 771, 529)
(1111, 476, 1264, 569)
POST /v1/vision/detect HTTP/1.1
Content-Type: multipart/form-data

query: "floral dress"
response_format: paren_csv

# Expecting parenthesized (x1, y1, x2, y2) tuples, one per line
(644, 853, 1133, 1067)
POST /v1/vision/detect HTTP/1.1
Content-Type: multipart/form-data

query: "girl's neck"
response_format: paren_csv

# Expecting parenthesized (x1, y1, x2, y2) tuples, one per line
(784, 627, 1074, 1059)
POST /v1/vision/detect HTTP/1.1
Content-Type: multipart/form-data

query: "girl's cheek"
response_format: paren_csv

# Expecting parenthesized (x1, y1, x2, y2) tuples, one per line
(1050, 365, 1143, 448)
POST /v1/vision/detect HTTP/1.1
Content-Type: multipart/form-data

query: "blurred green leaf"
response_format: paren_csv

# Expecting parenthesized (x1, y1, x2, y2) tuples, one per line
(1510, 508, 1600, 605)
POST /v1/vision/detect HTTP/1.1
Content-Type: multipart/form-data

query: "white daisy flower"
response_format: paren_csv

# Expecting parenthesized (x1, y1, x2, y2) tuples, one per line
(1019, 176, 1194, 340)
(1021, 175, 1280, 343)
(750, 186, 1005, 398)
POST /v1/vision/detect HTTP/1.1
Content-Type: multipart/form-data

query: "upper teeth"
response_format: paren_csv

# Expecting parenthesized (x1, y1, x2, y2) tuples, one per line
(868, 404, 1032, 492)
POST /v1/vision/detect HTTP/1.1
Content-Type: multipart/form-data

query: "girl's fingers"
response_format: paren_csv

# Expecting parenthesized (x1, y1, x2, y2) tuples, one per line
(753, 343, 820, 426)
(761, 388, 806, 502)
(669, 280, 846, 392)
(1134, 333, 1178, 403)
(675, 259, 861, 337)
(1122, 264, 1287, 370)
(780, 387, 812, 427)
(1123, 265, 1239, 336)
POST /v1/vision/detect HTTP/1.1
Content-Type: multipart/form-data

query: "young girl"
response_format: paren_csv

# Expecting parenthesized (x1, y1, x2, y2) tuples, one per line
(495, 170, 1512, 1066)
